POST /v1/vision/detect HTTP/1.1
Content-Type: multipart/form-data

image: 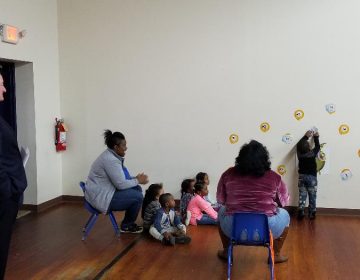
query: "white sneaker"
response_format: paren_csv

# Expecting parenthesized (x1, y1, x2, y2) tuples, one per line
(185, 211, 191, 226)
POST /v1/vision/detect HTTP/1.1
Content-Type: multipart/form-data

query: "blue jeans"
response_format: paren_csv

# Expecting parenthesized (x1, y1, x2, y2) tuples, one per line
(298, 174, 317, 213)
(108, 186, 143, 228)
(196, 214, 218, 225)
(218, 206, 290, 239)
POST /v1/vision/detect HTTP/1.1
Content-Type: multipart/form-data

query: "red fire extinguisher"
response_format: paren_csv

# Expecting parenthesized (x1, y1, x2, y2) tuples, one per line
(55, 118, 68, 152)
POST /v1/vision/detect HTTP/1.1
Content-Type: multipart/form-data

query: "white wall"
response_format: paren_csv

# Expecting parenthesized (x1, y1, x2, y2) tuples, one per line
(58, 0, 360, 208)
(0, 0, 62, 204)
(15, 62, 37, 204)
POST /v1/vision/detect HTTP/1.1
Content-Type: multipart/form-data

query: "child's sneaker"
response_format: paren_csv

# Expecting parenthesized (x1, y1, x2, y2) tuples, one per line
(120, 224, 143, 233)
(175, 235, 191, 244)
(185, 211, 191, 226)
(162, 236, 175, 246)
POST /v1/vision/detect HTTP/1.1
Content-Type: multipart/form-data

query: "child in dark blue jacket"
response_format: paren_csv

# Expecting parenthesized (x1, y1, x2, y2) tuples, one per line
(150, 193, 191, 245)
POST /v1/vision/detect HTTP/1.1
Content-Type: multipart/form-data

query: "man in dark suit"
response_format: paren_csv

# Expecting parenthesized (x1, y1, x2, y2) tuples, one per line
(0, 73, 27, 280)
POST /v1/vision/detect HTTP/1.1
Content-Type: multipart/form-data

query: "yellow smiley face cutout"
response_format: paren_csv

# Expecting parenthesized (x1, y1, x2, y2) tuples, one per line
(277, 165, 286, 175)
(339, 124, 350, 135)
(229, 133, 239, 144)
(294, 109, 304, 121)
(260, 122, 270, 133)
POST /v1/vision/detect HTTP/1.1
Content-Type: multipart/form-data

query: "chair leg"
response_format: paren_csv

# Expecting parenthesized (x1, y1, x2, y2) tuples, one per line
(268, 247, 275, 280)
(82, 214, 98, 241)
(227, 245, 233, 280)
(83, 213, 93, 232)
(109, 212, 120, 238)
(268, 230, 275, 279)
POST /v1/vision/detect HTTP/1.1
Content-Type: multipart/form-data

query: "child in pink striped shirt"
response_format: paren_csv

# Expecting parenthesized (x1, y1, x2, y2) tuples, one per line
(187, 182, 218, 225)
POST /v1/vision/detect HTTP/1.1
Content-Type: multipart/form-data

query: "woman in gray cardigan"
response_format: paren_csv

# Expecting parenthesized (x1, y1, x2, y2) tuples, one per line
(86, 130, 149, 233)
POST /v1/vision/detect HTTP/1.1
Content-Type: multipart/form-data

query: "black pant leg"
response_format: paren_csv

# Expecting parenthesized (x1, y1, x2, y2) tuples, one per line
(0, 199, 19, 280)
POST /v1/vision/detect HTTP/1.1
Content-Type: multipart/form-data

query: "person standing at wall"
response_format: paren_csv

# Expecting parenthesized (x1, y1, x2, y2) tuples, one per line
(0, 73, 28, 279)
(296, 130, 320, 220)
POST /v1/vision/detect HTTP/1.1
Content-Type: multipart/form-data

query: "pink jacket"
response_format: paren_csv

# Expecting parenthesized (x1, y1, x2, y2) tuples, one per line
(188, 194, 218, 225)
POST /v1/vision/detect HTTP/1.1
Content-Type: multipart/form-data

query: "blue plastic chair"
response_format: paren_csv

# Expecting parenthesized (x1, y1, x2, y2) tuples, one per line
(79, 182, 120, 241)
(227, 213, 274, 280)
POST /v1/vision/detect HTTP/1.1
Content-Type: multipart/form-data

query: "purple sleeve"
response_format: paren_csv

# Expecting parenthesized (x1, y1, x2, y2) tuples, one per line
(216, 172, 227, 205)
(276, 179, 289, 207)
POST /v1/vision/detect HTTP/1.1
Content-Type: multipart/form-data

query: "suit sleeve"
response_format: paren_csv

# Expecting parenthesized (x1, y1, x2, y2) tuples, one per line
(0, 131, 12, 201)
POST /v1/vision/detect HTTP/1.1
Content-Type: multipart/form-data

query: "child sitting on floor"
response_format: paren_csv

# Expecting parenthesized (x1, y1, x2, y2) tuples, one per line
(187, 182, 218, 225)
(142, 183, 164, 231)
(150, 193, 191, 246)
(180, 179, 195, 226)
(195, 172, 220, 209)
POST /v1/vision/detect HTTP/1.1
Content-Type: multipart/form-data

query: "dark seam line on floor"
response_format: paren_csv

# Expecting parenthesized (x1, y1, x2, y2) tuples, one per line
(93, 235, 143, 280)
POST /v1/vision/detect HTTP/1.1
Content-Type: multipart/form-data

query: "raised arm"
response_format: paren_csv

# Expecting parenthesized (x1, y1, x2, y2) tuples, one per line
(313, 132, 320, 155)
(296, 131, 311, 157)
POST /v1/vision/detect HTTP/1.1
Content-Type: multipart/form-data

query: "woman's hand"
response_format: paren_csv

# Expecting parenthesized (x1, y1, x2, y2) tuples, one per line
(136, 173, 149, 184)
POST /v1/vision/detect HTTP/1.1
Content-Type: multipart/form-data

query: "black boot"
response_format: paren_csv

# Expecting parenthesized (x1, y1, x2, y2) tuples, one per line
(309, 211, 316, 220)
(297, 209, 305, 220)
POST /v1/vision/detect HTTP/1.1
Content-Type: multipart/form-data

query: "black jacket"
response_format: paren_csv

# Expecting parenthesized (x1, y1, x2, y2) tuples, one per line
(0, 116, 27, 202)
(297, 135, 320, 177)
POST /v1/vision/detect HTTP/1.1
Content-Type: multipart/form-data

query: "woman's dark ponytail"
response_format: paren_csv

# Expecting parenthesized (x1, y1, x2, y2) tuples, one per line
(103, 129, 125, 149)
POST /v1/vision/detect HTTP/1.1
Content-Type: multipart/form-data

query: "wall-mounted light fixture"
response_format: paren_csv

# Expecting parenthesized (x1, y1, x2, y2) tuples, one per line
(0, 24, 26, 44)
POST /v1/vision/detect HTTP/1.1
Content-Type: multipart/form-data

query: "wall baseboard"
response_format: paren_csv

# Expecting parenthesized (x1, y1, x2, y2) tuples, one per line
(285, 206, 360, 216)
(23, 198, 360, 216)
(21, 195, 83, 213)
(62, 195, 83, 202)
